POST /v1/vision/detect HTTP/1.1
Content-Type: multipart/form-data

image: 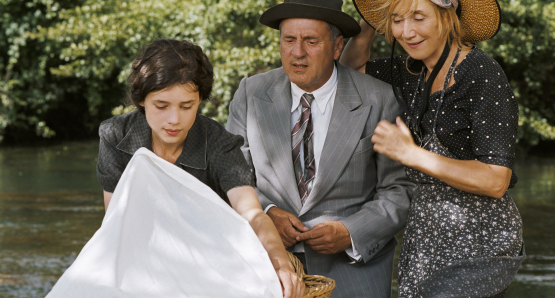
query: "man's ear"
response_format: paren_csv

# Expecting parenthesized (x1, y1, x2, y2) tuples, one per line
(333, 36, 344, 60)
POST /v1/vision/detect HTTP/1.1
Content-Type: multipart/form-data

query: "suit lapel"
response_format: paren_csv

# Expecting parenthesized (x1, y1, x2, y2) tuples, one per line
(300, 64, 372, 215)
(254, 71, 303, 212)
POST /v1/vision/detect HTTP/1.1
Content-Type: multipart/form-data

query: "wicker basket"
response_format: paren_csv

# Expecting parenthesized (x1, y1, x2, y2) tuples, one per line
(287, 252, 336, 298)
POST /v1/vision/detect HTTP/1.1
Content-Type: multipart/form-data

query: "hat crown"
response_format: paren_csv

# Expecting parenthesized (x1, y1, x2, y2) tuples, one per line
(259, 0, 360, 38)
(284, 0, 343, 11)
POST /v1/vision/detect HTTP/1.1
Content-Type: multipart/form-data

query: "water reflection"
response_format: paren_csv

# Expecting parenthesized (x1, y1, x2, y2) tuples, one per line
(0, 142, 554, 297)
(508, 156, 555, 297)
(0, 142, 104, 298)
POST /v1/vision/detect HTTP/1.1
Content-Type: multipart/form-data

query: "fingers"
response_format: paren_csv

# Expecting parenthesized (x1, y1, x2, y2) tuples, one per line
(267, 207, 303, 247)
(371, 117, 417, 162)
(371, 120, 395, 145)
(296, 223, 325, 242)
(279, 270, 293, 298)
(297, 221, 351, 254)
(374, 119, 396, 135)
(300, 224, 331, 247)
(282, 236, 297, 249)
(289, 216, 309, 232)
(396, 116, 412, 136)
(294, 274, 305, 298)
(280, 222, 300, 248)
(307, 244, 336, 255)
(295, 231, 310, 242)
(282, 226, 301, 248)
(278, 270, 304, 298)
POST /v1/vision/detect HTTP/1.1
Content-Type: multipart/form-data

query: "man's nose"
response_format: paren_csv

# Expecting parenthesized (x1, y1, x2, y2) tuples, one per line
(291, 41, 306, 58)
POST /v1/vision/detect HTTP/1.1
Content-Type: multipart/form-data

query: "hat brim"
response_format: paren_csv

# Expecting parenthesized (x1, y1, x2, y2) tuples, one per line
(352, 0, 501, 43)
(259, 3, 361, 38)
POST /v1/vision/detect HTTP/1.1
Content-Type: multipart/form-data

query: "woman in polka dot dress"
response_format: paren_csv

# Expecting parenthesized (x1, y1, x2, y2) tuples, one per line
(341, 0, 525, 297)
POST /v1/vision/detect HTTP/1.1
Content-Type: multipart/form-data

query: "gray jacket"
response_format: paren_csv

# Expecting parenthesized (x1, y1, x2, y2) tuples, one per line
(226, 62, 414, 297)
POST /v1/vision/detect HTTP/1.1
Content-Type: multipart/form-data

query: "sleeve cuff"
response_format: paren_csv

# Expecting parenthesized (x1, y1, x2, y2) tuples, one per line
(264, 204, 276, 214)
(345, 235, 362, 262)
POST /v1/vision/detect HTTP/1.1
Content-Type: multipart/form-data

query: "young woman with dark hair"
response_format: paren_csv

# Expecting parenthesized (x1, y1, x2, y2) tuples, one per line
(96, 39, 303, 298)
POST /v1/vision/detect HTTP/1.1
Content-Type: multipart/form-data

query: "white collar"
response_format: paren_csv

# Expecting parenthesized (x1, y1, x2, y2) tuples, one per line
(290, 65, 337, 114)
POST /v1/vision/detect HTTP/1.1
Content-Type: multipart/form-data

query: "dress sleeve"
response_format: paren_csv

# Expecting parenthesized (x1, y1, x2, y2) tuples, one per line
(470, 61, 519, 169)
(209, 125, 255, 193)
(96, 121, 127, 193)
(365, 55, 414, 88)
(365, 57, 394, 84)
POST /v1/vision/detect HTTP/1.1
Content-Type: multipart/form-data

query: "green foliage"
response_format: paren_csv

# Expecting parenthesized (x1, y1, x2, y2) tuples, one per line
(0, 0, 86, 142)
(0, 0, 554, 147)
(481, 0, 555, 145)
(38, 0, 285, 123)
(1, 0, 281, 142)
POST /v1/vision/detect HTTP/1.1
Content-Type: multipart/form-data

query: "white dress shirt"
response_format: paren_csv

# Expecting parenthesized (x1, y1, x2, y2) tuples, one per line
(289, 65, 337, 175)
(265, 66, 361, 261)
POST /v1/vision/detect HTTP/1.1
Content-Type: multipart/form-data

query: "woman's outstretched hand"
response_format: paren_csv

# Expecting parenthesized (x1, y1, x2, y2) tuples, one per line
(371, 116, 417, 165)
(276, 266, 304, 298)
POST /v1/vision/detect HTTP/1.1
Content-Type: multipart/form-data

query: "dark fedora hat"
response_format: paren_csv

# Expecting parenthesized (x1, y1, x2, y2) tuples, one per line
(259, 0, 361, 38)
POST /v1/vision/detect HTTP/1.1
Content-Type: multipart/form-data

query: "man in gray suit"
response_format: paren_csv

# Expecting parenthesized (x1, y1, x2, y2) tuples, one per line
(226, 0, 413, 296)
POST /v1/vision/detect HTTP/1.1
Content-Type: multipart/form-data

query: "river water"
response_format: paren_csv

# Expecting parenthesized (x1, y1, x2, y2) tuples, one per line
(0, 141, 553, 297)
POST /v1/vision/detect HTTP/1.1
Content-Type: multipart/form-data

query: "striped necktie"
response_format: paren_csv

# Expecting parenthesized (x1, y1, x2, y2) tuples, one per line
(292, 93, 315, 203)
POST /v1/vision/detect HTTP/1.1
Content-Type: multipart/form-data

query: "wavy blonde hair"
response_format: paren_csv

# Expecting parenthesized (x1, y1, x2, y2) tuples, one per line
(374, 0, 467, 48)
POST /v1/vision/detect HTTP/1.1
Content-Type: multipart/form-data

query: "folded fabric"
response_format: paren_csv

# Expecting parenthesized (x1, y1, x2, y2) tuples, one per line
(47, 148, 282, 298)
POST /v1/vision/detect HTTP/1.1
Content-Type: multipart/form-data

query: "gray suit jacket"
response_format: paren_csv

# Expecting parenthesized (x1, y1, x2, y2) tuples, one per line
(226, 62, 413, 297)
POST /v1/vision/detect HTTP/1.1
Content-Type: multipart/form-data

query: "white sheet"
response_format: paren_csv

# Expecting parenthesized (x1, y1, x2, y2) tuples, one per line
(46, 148, 282, 298)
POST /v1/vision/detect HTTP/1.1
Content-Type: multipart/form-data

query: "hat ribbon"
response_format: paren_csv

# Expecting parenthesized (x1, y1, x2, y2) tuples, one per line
(430, 0, 458, 10)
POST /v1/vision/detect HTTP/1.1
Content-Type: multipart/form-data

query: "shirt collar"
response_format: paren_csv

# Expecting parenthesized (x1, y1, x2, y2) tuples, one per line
(116, 112, 152, 154)
(174, 117, 207, 170)
(290, 65, 337, 114)
(117, 112, 207, 169)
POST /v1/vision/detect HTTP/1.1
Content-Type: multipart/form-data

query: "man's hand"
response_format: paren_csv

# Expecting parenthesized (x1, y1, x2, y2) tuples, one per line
(267, 207, 309, 248)
(296, 221, 351, 254)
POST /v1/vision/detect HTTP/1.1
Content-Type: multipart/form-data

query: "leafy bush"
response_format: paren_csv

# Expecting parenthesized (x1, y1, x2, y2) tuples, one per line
(1, 0, 281, 143)
(482, 0, 555, 146)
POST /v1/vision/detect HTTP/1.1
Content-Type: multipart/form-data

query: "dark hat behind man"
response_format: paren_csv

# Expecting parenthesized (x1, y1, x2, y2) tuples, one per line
(259, 0, 361, 38)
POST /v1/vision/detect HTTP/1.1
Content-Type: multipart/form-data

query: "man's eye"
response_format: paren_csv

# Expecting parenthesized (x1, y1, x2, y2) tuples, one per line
(181, 106, 192, 110)
(155, 105, 167, 110)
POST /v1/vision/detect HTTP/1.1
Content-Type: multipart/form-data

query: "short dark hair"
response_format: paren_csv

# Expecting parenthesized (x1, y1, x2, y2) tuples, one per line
(326, 22, 342, 42)
(128, 39, 214, 113)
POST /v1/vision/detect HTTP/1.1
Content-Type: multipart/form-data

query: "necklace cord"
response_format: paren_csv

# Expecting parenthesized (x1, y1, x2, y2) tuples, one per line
(389, 40, 452, 135)
(418, 41, 452, 124)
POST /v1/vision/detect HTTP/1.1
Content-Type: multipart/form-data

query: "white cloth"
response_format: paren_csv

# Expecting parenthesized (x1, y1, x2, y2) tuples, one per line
(46, 148, 282, 298)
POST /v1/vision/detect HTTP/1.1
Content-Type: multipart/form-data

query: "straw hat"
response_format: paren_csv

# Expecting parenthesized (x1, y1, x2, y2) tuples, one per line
(352, 0, 501, 43)
(260, 0, 361, 38)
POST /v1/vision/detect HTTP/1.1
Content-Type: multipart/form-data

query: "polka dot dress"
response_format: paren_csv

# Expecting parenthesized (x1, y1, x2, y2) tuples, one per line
(367, 47, 518, 185)
(366, 47, 525, 297)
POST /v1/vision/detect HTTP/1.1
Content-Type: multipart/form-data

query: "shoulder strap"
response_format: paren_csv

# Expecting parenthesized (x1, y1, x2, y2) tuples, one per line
(417, 41, 451, 126)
